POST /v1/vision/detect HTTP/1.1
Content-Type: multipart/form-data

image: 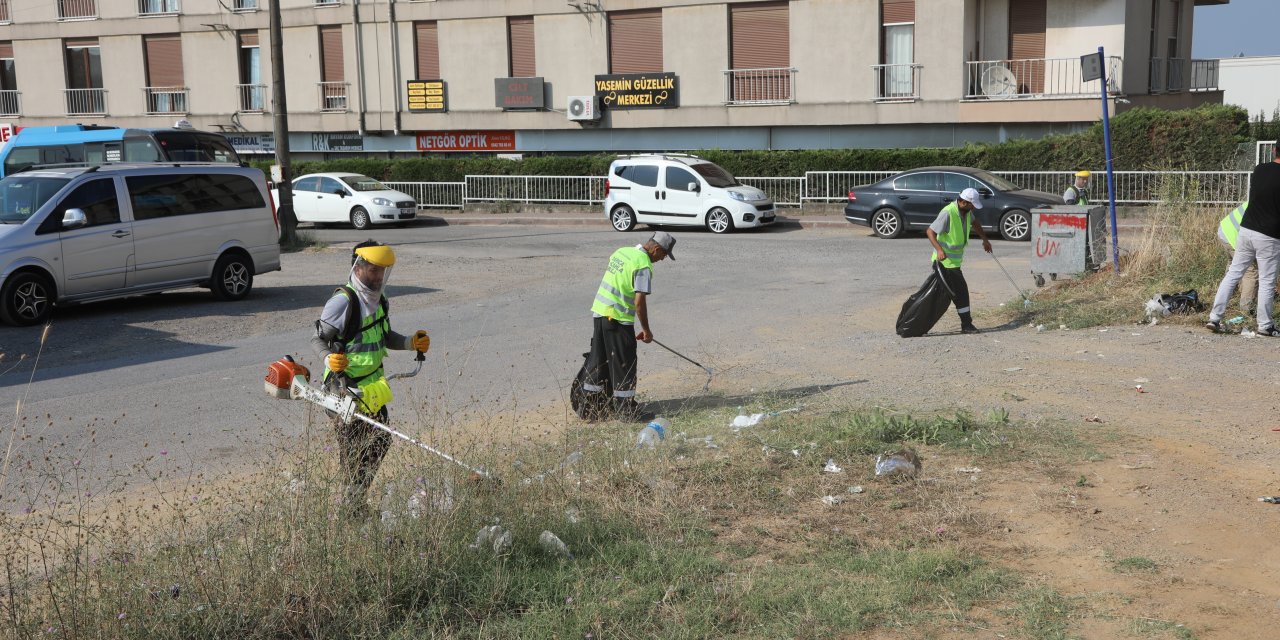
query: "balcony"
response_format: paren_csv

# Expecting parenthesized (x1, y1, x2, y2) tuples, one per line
(964, 57, 1121, 100)
(315, 0, 340, 5)
(1150, 58, 1220, 93)
(237, 84, 267, 113)
(318, 82, 348, 112)
(0, 90, 20, 117)
(723, 67, 797, 106)
(65, 88, 107, 116)
(138, 0, 179, 16)
(57, 0, 97, 20)
(232, 0, 257, 10)
(144, 87, 188, 115)
(0, 0, 10, 24)
(873, 64, 921, 102)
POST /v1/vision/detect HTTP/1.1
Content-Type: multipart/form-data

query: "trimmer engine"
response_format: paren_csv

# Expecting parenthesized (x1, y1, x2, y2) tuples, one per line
(265, 355, 310, 399)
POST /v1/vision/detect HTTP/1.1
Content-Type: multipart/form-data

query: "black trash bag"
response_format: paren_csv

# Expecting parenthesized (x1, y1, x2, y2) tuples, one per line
(569, 345, 613, 421)
(896, 271, 955, 338)
(1157, 289, 1204, 314)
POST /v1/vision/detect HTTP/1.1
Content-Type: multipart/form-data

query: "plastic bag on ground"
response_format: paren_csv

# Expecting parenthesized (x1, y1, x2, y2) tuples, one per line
(896, 271, 954, 338)
(874, 449, 922, 478)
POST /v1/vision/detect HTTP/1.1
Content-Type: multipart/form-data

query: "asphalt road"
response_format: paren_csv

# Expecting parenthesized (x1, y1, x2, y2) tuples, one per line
(0, 221, 1034, 508)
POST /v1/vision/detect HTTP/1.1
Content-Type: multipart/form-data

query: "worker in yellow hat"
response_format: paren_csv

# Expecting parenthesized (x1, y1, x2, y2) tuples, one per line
(1064, 170, 1090, 205)
(310, 240, 431, 518)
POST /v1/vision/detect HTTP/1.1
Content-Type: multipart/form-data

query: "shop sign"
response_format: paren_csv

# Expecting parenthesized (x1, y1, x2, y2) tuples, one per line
(225, 133, 275, 154)
(311, 133, 364, 152)
(593, 72, 678, 109)
(495, 77, 546, 110)
(415, 130, 516, 152)
(407, 80, 448, 113)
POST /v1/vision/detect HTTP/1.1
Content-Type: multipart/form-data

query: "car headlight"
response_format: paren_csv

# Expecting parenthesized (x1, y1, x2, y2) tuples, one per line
(727, 191, 748, 202)
(372, 197, 393, 206)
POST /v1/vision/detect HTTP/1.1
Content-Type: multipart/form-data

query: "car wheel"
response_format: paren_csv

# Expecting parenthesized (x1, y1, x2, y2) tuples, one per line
(211, 252, 254, 301)
(0, 271, 54, 327)
(871, 208, 903, 239)
(610, 205, 636, 232)
(1000, 209, 1031, 241)
(705, 207, 735, 234)
(351, 206, 371, 230)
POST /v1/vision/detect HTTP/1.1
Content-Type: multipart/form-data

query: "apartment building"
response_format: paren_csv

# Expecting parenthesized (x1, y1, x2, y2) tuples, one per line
(0, 0, 1225, 158)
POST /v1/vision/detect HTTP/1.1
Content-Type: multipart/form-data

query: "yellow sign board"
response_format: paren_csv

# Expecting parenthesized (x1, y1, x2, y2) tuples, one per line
(407, 80, 447, 113)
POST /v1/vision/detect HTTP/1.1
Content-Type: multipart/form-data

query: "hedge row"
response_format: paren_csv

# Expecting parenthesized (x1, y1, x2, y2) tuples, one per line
(251, 105, 1253, 182)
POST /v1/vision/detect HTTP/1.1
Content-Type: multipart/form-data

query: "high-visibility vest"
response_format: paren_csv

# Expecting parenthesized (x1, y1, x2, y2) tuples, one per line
(324, 286, 389, 383)
(590, 246, 651, 324)
(932, 201, 972, 268)
(1219, 201, 1248, 250)
(1066, 186, 1088, 205)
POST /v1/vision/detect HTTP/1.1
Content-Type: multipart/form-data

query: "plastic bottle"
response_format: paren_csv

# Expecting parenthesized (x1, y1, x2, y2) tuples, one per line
(539, 530, 573, 559)
(636, 417, 668, 448)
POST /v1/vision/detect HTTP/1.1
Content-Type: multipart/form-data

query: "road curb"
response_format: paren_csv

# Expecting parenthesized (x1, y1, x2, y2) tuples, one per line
(417, 214, 850, 229)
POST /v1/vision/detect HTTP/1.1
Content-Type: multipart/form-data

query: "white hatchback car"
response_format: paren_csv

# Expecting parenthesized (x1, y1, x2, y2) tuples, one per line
(281, 172, 417, 230)
(604, 154, 776, 234)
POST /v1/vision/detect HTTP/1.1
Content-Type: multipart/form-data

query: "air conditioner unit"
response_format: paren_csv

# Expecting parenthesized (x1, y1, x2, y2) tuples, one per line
(567, 95, 600, 121)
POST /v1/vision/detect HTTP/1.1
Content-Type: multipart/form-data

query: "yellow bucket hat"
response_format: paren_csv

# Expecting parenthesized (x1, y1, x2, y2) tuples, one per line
(1075, 170, 1091, 178)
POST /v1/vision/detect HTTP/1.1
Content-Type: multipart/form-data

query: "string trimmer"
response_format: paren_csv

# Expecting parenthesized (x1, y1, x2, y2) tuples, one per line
(264, 353, 493, 479)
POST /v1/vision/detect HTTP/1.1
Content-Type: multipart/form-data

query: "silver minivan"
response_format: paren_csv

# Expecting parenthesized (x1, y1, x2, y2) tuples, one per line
(0, 164, 281, 326)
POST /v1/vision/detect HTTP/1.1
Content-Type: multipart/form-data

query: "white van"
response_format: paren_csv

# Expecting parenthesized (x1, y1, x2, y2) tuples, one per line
(604, 154, 776, 234)
(0, 164, 281, 326)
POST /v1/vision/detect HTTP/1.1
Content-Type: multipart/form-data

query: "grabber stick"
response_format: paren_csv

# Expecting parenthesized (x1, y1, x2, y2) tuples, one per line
(651, 338, 713, 390)
(990, 252, 1033, 308)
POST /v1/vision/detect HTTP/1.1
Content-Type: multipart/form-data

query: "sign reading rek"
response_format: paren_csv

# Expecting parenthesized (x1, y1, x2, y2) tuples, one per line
(594, 72, 678, 109)
(415, 130, 516, 152)
(495, 77, 546, 110)
(407, 80, 447, 113)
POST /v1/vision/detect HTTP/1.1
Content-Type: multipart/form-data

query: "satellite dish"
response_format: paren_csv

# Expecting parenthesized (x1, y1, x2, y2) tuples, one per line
(981, 65, 1018, 97)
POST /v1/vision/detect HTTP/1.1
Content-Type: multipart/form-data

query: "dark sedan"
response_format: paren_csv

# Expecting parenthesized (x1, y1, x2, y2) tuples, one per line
(843, 166, 1062, 241)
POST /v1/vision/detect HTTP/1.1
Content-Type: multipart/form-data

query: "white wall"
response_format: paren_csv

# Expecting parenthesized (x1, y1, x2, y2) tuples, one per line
(1219, 56, 1280, 118)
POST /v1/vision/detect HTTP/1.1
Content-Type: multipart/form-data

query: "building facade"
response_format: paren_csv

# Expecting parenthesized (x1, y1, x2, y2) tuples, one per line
(0, 0, 1225, 159)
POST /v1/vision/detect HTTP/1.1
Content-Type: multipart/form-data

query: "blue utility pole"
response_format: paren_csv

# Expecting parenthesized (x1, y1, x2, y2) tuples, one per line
(1096, 46, 1120, 272)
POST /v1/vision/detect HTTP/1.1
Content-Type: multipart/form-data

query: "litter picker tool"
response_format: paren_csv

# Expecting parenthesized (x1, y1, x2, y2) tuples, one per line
(651, 339, 713, 390)
(265, 353, 493, 480)
(990, 252, 1033, 309)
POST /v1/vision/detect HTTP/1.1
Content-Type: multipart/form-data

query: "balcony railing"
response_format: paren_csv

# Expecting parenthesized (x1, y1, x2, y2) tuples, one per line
(873, 64, 921, 102)
(65, 88, 107, 116)
(318, 82, 348, 112)
(1152, 58, 1220, 93)
(314, 0, 340, 5)
(144, 87, 188, 114)
(723, 67, 796, 106)
(138, 0, 179, 15)
(58, 0, 97, 20)
(237, 84, 267, 113)
(0, 0, 10, 23)
(1190, 59, 1219, 92)
(232, 0, 257, 10)
(0, 90, 20, 117)
(964, 56, 1121, 100)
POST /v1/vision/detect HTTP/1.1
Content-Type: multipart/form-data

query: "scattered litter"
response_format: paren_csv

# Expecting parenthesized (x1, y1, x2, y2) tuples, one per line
(1258, 496, 1280, 504)
(791, 449, 800, 458)
(874, 449, 922, 479)
(823, 459, 843, 474)
(731, 405, 803, 430)
(1119, 464, 1152, 470)
(565, 508, 581, 524)
(1134, 378, 1150, 383)
(1135, 385, 1146, 393)
(1145, 290, 1204, 318)
(1085, 415, 1104, 423)
(520, 451, 584, 486)
(1003, 367, 1024, 372)
(821, 495, 844, 506)
(955, 467, 982, 474)
(849, 485, 865, 494)
(1242, 329, 1258, 338)
(700, 435, 720, 450)
(1035, 324, 1045, 332)
(469, 525, 513, 554)
(1098, 329, 1109, 332)
(1227, 316, 1246, 325)
(538, 530, 573, 559)
(1059, 324, 1067, 330)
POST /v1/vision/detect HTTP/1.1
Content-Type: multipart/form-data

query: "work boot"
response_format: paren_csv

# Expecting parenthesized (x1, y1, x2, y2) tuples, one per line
(960, 323, 981, 334)
(612, 397, 646, 421)
(1204, 319, 1223, 333)
(1261, 325, 1280, 337)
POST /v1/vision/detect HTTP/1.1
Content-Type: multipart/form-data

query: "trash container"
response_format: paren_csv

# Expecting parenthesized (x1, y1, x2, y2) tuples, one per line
(1029, 205, 1108, 287)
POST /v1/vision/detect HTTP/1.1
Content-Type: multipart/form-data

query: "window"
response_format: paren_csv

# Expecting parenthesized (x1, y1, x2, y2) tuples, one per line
(124, 136, 162, 162)
(0, 41, 17, 116)
(65, 39, 102, 90)
(508, 16, 535, 77)
(0, 1, 10, 23)
(238, 31, 263, 111)
(316, 177, 344, 195)
(729, 3, 790, 103)
(414, 22, 439, 79)
(233, 0, 257, 10)
(617, 164, 658, 187)
(1008, 0, 1046, 93)
(942, 173, 980, 193)
(319, 25, 346, 110)
(608, 10, 662, 74)
(665, 166, 697, 191)
(690, 163, 738, 187)
(294, 177, 319, 193)
(56, 178, 120, 227)
(152, 132, 239, 163)
(126, 173, 265, 220)
(894, 173, 938, 191)
(139, 0, 180, 15)
(880, 1, 914, 97)
(0, 176, 70, 224)
(143, 34, 186, 114)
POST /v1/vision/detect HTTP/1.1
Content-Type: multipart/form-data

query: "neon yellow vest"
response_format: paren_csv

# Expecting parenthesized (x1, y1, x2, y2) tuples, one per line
(1068, 186, 1088, 205)
(325, 290, 389, 383)
(932, 202, 971, 268)
(590, 246, 651, 324)
(1219, 201, 1248, 250)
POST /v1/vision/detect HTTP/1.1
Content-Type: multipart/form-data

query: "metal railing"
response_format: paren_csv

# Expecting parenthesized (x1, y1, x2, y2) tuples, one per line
(0, 0, 10, 23)
(232, 0, 257, 10)
(723, 67, 797, 106)
(738, 177, 804, 207)
(57, 0, 96, 20)
(464, 175, 606, 205)
(1190, 59, 1219, 92)
(873, 64, 921, 102)
(65, 88, 107, 116)
(318, 82, 348, 112)
(1150, 58, 1216, 93)
(0, 90, 20, 117)
(804, 171, 896, 202)
(964, 56, 1121, 99)
(1260, 141, 1276, 165)
(138, 0, 179, 15)
(383, 182, 466, 209)
(237, 84, 266, 112)
(144, 87, 188, 114)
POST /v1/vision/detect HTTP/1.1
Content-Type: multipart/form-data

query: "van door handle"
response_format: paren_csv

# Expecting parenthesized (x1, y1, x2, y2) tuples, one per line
(898, 195, 909, 200)
(111, 230, 131, 238)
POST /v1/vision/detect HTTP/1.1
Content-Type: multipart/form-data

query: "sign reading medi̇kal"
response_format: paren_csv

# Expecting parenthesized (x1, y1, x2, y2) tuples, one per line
(495, 77, 545, 110)
(594, 72, 678, 109)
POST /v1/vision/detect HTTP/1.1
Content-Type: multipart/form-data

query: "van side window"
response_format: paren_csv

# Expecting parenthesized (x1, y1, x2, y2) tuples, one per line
(55, 178, 121, 227)
(124, 137, 163, 163)
(625, 165, 658, 188)
(942, 173, 980, 193)
(665, 166, 698, 192)
(3, 147, 41, 175)
(126, 174, 266, 221)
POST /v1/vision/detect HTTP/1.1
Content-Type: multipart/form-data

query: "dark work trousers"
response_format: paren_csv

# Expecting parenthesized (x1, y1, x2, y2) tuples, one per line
(334, 405, 391, 504)
(933, 260, 972, 315)
(584, 316, 638, 398)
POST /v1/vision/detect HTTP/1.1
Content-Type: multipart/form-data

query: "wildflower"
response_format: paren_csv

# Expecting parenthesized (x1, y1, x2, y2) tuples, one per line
(160, 450, 168, 456)
(117, 613, 126, 620)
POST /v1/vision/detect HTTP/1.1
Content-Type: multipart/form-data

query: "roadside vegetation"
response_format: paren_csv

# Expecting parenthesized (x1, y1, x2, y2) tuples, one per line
(2, 386, 1200, 639)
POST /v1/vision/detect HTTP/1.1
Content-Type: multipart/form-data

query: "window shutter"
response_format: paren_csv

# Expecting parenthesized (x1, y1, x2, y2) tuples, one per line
(1008, 0, 1045, 93)
(608, 9, 662, 74)
(508, 16, 535, 77)
(882, 0, 914, 24)
(144, 34, 184, 87)
(65, 37, 99, 48)
(320, 25, 344, 83)
(239, 31, 258, 47)
(730, 2, 789, 69)
(0, 42, 12, 59)
(414, 21, 439, 79)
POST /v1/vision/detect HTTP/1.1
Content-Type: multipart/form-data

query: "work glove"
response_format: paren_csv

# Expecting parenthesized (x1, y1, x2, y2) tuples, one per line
(327, 353, 349, 373)
(411, 330, 431, 353)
